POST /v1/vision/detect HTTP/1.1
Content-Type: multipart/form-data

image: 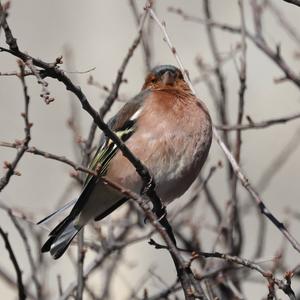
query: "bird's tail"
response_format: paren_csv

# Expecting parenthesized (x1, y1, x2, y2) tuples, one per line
(41, 216, 81, 259)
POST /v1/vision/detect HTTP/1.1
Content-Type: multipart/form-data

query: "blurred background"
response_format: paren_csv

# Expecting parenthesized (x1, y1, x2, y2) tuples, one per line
(0, 0, 300, 299)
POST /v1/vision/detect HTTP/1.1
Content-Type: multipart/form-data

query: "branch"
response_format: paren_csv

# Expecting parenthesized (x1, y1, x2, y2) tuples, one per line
(0, 1, 18, 51)
(0, 61, 32, 192)
(0, 227, 26, 300)
(216, 112, 300, 130)
(0, 141, 97, 177)
(227, 0, 247, 256)
(8, 212, 41, 299)
(196, 251, 296, 299)
(24, 59, 54, 104)
(129, 0, 153, 72)
(266, 1, 300, 45)
(203, 0, 230, 152)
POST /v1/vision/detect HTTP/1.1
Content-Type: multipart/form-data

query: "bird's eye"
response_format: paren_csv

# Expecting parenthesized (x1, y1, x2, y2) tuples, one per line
(151, 78, 157, 83)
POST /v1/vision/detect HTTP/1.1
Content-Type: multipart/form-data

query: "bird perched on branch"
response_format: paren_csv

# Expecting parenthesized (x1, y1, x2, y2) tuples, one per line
(39, 65, 212, 259)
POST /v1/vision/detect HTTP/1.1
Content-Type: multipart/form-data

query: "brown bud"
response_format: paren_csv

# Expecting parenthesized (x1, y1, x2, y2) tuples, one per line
(3, 161, 11, 169)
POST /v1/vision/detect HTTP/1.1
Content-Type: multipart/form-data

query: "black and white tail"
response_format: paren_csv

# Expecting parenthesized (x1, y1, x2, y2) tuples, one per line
(41, 216, 81, 259)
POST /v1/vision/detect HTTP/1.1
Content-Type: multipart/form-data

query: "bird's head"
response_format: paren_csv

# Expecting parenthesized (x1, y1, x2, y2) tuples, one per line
(142, 65, 190, 91)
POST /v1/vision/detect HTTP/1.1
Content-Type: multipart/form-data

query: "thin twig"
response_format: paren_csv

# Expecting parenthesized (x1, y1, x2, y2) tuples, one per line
(0, 227, 26, 300)
(0, 141, 97, 177)
(76, 230, 85, 300)
(203, 0, 230, 153)
(228, 0, 247, 255)
(8, 212, 42, 299)
(216, 112, 300, 130)
(24, 59, 54, 104)
(129, 0, 153, 72)
(266, 1, 300, 45)
(0, 61, 32, 192)
(0, 70, 33, 76)
(251, 0, 263, 38)
(196, 251, 296, 299)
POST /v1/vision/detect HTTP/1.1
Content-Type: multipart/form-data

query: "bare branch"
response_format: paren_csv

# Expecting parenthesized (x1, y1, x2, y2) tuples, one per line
(216, 112, 300, 131)
(0, 141, 98, 177)
(129, 0, 153, 72)
(196, 251, 296, 299)
(24, 59, 54, 104)
(8, 212, 42, 299)
(203, 0, 230, 152)
(0, 61, 32, 192)
(0, 227, 26, 300)
(266, 1, 300, 45)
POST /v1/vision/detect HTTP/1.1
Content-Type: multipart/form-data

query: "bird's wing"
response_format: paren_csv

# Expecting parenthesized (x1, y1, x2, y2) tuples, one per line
(68, 89, 150, 219)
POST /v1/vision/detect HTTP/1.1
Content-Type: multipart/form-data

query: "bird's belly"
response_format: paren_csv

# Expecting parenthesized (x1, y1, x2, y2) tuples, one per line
(151, 139, 204, 203)
(107, 129, 209, 204)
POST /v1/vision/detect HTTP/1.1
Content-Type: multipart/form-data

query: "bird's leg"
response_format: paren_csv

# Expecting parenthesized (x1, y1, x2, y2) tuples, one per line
(140, 174, 164, 213)
(139, 174, 177, 246)
(140, 176, 164, 221)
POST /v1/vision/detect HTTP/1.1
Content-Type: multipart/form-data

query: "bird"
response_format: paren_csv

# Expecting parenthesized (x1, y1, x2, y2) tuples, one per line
(39, 65, 212, 259)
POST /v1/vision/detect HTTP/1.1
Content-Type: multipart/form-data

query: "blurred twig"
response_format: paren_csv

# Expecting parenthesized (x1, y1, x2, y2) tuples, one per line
(8, 212, 41, 299)
(0, 61, 32, 192)
(216, 112, 300, 130)
(266, 0, 300, 45)
(203, 0, 230, 153)
(129, 0, 153, 72)
(0, 142, 98, 177)
(227, 0, 247, 256)
(0, 227, 26, 300)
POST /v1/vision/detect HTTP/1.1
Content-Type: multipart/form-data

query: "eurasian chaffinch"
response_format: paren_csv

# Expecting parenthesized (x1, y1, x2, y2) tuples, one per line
(39, 65, 212, 259)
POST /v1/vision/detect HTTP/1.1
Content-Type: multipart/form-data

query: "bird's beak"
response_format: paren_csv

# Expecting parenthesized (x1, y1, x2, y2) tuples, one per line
(161, 71, 176, 86)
